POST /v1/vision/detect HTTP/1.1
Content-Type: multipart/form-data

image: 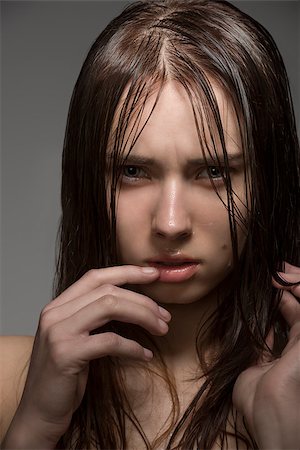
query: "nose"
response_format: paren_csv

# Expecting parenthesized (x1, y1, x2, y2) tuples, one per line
(151, 179, 192, 241)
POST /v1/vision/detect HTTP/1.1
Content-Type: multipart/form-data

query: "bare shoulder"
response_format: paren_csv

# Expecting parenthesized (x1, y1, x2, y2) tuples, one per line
(0, 335, 34, 441)
(0, 335, 34, 370)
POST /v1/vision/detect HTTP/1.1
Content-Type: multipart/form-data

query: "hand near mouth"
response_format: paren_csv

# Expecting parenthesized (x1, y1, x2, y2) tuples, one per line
(1, 265, 171, 449)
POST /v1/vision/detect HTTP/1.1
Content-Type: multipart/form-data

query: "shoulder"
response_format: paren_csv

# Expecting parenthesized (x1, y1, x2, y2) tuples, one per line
(0, 335, 34, 441)
(0, 335, 34, 363)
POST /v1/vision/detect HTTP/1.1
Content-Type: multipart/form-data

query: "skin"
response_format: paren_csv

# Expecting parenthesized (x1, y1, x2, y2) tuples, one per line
(1, 80, 299, 449)
(115, 80, 247, 369)
(116, 80, 247, 305)
(234, 265, 300, 449)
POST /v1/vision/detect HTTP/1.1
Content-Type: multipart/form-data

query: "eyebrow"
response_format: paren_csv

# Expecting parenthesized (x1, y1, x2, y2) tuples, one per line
(108, 153, 244, 167)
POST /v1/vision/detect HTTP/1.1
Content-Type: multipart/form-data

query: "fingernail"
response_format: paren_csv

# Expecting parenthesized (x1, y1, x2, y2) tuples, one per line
(141, 267, 158, 274)
(158, 306, 171, 321)
(143, 348, 153, 360)
(274, 272, 300, 287)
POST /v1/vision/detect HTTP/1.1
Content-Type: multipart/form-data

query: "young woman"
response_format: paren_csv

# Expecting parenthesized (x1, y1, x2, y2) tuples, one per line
(1, 0, 300, 449)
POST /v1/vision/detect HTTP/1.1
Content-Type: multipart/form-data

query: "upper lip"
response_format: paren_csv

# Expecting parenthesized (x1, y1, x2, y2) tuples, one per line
(147, 254, 200, 264)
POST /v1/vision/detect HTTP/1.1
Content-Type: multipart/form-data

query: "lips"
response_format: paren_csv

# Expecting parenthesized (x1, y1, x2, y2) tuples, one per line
(146, 255, 201, 282)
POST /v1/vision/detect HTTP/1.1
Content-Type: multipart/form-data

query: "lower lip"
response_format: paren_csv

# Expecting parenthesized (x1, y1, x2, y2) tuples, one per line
(148, 262, 200, 283)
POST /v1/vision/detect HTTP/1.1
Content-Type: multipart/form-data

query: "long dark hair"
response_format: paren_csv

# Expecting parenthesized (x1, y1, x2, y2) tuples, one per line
(53, 1, 300, 448)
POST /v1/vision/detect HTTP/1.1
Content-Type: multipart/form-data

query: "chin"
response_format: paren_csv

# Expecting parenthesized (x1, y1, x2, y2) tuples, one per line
(128, 279, 217, 305)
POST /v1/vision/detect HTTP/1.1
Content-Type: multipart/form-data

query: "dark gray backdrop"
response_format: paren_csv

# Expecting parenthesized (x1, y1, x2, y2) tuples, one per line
(1, 1, 299, 336)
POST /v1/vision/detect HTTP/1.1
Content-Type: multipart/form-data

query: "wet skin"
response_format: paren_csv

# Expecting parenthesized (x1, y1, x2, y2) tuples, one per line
(115, 79, 247, 306)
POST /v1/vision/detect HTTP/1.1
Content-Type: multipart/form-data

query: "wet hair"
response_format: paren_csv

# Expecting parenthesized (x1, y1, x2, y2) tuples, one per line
(52, 0, 300, 448)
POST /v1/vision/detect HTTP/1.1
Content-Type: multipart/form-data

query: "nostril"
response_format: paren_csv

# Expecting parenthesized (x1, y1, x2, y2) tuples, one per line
(153, 227, 193, 240)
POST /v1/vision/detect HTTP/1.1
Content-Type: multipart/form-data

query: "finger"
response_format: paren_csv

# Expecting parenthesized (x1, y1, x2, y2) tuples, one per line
(272, 272, 300, 296)
(284, 261, 300, 274)
(60, 294, 169, 337)
(74, 332, 154, 362)
(50, 265, 159, 307)
(279, 290, 300, 328)
(44, 284, 171, 323)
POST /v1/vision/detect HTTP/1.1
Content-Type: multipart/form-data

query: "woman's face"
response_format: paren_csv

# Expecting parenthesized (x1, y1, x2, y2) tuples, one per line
(114, 80, 247, 305)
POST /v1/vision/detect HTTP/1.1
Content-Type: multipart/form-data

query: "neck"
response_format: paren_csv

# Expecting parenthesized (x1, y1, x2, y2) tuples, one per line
(150, 293, 218, 379)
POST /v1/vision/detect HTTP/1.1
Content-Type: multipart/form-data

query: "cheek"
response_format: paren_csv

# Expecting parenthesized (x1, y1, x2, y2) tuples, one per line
(195, 201, 239, 273)
(115, 196, 148, 259)
(207, 182, 248, 255)
(196, 201, 231, 243)
(209, 226, 233, 270)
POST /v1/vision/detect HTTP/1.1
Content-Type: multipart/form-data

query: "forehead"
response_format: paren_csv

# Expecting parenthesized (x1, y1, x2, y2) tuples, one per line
(108, 78, 242, 158)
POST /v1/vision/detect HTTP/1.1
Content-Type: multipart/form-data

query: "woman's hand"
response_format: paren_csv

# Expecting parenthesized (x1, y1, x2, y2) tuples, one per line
(4, 265, 170, 448)
(233, 262, 300, 450)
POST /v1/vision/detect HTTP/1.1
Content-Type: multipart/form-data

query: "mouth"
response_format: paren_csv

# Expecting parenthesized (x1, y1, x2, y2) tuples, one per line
(146, 257, 201, 283)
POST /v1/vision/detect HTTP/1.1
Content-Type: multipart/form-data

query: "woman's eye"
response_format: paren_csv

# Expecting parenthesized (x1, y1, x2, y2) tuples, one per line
(208, 166, 224, 178)
(122, 166, 147, 180)
(197, 166, 225, 180)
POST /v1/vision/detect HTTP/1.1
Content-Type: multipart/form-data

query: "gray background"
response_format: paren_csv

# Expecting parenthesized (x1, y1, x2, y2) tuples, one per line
(1, 1, 299, 336)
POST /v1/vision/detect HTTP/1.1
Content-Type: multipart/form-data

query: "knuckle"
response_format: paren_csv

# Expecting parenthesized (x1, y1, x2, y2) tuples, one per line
(102, 294, 119, 312)
(101, 284, 116, 296)
(41, 303, 53, 314)
(39, 308, 57, 331)
(86, 268, 99, 280)
(103, 332, 121, 351)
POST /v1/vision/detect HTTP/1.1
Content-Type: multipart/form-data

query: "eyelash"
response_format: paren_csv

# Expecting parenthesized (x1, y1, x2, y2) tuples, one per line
(200, 166, 225, 180)
(122, 166, 148, 181)
(121, 165, 230, 183)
